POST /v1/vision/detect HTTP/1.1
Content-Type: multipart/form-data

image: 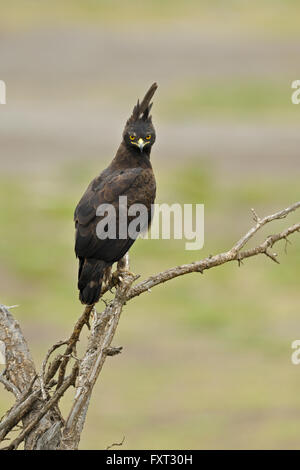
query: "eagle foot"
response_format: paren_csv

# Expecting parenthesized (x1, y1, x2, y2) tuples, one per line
(117, 270, 137, 284)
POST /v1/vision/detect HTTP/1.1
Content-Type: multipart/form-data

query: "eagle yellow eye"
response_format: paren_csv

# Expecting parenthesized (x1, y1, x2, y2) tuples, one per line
(146, 134, 151, 140)
(129, 135, 135, 140)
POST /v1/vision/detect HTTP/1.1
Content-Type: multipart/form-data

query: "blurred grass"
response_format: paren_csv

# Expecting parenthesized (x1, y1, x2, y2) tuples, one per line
(0, 0, 300, 450)
(0, 161, 299, 337)
(0, 161, 299, 448)
(162, 80, 298, 122)
(1, 0, 300, 37)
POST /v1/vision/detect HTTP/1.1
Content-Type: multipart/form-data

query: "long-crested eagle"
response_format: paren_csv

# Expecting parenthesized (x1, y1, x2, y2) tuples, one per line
(74, 83, 158, 305)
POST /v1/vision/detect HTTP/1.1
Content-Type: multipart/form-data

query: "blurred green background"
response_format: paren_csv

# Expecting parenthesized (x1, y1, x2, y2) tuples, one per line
(0, 0, 300, 450)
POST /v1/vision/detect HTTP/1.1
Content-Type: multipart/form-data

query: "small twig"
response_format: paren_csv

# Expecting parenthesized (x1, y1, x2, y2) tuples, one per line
(56, 305, 94, 389)
(106, 435, 125, 450)
(264, 250, 280, 264)
(0, 371, 20, 398)
(38, 341, 68, 401)
(44, 355, 63, 384)
(105, 346, 123, 357)
(42, 341, 68, 381)
(284, 236, 292, 254)
(251, 208, 260, 223)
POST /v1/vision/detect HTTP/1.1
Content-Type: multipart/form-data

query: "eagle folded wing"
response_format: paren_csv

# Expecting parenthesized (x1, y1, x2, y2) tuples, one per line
(74, 167, 143, 260)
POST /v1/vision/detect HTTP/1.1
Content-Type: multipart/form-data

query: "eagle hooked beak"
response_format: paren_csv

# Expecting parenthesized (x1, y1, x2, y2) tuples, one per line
(137, 138, 145, 152)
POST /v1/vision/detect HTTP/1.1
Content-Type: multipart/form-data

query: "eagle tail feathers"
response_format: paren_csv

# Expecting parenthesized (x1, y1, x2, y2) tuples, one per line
(78, 258, 109, 305)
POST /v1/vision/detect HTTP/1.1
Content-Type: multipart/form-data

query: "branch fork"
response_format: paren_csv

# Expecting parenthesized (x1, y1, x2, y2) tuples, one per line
(0, 202, 299, 449)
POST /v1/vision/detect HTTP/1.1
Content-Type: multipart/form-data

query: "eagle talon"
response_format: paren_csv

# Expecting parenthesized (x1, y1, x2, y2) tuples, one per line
(126, 270, 137, 278)
(118, 270, 136, 280)
(90, 306, 97, 321)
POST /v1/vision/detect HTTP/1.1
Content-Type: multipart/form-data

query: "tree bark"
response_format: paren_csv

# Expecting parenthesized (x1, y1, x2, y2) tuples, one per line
(0, 201, 299, 450)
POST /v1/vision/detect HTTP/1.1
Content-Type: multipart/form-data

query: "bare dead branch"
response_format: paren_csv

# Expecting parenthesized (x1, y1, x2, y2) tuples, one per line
(127, 203, 300, 300)
(60, 255, 135, 450)
(0, 201, 299, 450)
(0, 305, 63, 449)
(0, 388, 41, 442)
(0, 371, 20, 398)
(0, 305, 35, 395)
(56, 305, 94, 389)
(55, 257, 132, 390)
(42, 340, 68, 382)
(2, 364, 78, 450)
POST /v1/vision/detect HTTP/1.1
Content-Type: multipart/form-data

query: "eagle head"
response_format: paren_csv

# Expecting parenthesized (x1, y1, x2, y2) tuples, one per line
(123, 83, 157, 154)
(123, 119, 156, 153)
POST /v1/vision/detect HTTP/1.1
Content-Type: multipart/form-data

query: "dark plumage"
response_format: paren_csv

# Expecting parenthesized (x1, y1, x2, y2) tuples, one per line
(74, 83, 158, 305)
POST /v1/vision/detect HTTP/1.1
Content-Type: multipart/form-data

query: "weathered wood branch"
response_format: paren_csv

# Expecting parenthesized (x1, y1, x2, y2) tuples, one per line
(0, 305, 63, 449)
(0, 305, 35, 395)
(3, 364, 78, 450)
(61, 256, 136, 450)
(0, 201, 299, 450)
(127, 202, 300, 299)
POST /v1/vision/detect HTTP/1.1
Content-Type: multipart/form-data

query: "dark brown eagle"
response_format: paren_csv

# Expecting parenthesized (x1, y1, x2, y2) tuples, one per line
(74, 83, 158, 305)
